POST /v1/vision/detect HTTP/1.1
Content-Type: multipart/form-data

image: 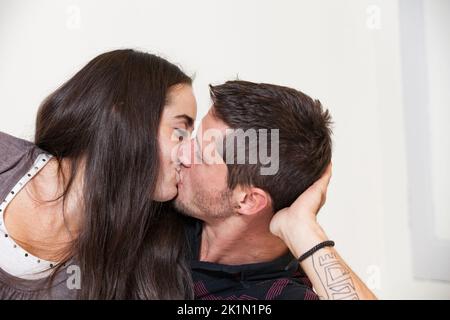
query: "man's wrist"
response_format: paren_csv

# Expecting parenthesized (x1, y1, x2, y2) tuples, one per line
(281, 220, 329, 259)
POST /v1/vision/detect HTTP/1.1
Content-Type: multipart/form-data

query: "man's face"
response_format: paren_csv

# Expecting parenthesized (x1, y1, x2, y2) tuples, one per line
(174, 107, 236, 220)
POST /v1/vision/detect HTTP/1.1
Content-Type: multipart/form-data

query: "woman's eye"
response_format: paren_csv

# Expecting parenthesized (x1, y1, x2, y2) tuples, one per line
(174, 128, 190, 142)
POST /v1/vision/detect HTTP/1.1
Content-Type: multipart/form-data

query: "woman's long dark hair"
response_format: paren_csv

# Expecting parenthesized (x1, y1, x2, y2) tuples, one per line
(34, 49, 193, 299)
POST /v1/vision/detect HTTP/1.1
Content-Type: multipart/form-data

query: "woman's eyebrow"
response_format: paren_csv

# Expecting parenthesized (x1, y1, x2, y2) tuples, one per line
(174, 114, 195, 128)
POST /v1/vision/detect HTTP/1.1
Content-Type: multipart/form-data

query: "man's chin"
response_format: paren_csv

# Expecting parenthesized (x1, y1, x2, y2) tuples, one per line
(173, 197, 198, 219)
(173, 197, 187, 213)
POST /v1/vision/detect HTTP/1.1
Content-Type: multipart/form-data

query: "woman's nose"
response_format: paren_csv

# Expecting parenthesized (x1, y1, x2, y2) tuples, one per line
(177, 138, 194, 168)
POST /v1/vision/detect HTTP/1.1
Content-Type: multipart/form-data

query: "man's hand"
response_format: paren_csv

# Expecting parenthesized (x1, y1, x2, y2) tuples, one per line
(270, 163, 332, 257)
(269, 162, 377, 300)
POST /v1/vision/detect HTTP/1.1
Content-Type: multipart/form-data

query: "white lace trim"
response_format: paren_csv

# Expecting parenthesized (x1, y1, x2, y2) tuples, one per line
(0, 153, 59, 280)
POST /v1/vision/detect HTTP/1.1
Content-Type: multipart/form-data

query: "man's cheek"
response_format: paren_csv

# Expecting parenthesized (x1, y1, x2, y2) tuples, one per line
(192, 168, 205, 186)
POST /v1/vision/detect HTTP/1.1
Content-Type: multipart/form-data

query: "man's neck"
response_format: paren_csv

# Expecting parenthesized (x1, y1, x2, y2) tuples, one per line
(199, 212, 289, 265)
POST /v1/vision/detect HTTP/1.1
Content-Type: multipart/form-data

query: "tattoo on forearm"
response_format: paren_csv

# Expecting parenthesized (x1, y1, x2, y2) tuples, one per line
(312, 251, 359, 300)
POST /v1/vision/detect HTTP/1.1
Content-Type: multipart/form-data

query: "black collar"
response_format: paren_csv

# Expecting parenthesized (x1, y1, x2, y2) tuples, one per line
(185, 218, 299, 281)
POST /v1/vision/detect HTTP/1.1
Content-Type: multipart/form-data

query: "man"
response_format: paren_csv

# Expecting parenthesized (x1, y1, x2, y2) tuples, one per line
(175, 81, 376, 300)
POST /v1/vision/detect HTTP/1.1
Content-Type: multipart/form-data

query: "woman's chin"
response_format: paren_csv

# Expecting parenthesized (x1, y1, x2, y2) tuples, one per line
(152, 186, 178, 202)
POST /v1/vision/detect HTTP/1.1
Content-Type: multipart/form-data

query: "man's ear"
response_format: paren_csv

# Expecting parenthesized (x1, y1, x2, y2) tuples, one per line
(232, 185, 271, 216)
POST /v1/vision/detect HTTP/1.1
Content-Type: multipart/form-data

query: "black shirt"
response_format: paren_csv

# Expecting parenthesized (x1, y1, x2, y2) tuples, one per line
(185, 218, 318, 300)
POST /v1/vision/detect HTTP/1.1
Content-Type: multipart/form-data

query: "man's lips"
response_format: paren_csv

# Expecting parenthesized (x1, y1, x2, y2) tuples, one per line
(175, 169, 183, 186)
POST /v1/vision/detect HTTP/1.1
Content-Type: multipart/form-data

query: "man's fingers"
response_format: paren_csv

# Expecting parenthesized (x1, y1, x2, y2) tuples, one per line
(312, 162, 332, 191)
(288, 162, 333, 212)
(313, 162, 332, 207)
(323, 162, 332, 183)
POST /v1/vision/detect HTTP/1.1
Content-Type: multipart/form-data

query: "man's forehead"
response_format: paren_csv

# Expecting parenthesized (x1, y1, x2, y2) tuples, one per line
(200, 107, 229, 135)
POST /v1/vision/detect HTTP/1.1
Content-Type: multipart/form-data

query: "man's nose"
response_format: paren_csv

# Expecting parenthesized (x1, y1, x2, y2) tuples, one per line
(177, 138, 194, 168)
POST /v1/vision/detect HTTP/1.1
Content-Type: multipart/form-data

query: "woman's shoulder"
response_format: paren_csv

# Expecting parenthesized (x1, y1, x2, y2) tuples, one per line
(0, 131, 36, 171)
(0, 131, 34, 148)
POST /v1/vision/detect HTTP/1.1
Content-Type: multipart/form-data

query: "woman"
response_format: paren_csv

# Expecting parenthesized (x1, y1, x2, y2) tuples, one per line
(0, 49, 197, 299)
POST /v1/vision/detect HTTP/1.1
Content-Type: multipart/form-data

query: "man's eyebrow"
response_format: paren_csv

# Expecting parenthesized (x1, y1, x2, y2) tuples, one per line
(174, 114, 195, 128)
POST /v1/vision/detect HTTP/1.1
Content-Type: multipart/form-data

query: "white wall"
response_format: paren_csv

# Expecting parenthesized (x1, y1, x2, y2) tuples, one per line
(425, 0, 450, 242)
(0, 0, 449, 299)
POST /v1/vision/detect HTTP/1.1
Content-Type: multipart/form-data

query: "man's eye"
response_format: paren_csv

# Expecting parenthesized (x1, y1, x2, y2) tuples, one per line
(174, 128, 190, 142)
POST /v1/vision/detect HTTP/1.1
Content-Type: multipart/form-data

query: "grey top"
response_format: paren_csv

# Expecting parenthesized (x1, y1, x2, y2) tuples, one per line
(0, 131, 77, 299)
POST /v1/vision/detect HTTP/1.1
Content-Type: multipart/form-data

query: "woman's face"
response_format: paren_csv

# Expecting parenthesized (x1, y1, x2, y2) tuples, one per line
(153, 84, 197, 201)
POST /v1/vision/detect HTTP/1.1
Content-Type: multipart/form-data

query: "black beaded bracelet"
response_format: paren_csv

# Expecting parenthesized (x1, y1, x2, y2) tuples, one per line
(297, 240, 335, 262)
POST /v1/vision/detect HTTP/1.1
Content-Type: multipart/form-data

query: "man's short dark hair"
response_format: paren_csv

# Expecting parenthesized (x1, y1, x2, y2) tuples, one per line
(210, 80, 333, 212)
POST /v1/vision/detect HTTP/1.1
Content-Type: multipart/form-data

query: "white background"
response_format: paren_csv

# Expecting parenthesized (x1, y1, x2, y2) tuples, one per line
(0, 0, 449, 299)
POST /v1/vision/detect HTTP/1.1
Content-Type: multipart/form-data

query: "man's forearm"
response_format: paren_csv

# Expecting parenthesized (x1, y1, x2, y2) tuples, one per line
(301, 246, 376, 300)
(281, 221, 377, 300)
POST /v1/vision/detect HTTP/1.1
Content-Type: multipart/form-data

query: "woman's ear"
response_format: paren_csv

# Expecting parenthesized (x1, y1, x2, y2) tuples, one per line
(232, 185, 271, 216)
